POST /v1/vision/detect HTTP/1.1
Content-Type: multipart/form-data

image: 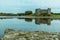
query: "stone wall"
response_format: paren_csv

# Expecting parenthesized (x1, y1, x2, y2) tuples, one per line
(35, 8, 51, 15)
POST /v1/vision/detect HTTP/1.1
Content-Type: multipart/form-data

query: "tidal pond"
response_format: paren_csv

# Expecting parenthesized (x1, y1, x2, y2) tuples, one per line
(0, 17, 60, 37)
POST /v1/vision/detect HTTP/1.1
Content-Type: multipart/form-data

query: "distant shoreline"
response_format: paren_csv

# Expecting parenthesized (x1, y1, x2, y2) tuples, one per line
(0, 16, 60, 18)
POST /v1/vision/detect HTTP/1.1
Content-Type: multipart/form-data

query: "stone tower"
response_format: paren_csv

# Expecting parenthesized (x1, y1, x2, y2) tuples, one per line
(35, 8, 41, 15)
(48, 8, 51, 14)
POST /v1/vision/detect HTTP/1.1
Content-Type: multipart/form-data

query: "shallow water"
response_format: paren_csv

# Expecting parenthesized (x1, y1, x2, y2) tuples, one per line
(0, 18, 60, 37)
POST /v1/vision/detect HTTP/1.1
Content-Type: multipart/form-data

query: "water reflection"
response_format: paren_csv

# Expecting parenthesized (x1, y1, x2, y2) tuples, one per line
(0, 18, 52, 25)
(24, 18, 51, 25)
(35, 18, 51, 25)
(0, 18, 60, 37)
(1, 17, 60, 25)
(25, 18, 32, 22)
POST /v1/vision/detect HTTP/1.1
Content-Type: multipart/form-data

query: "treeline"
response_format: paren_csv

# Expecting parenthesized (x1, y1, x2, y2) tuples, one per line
(0, 11, 33, 16)
(51, 12, 60, 15)
(17, 11, 32, 16)
(0, 13, 17, 16)
(0, 12, 60, 16)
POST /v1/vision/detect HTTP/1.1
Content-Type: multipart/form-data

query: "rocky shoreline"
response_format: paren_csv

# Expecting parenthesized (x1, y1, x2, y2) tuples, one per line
(1, 29, 60, 40)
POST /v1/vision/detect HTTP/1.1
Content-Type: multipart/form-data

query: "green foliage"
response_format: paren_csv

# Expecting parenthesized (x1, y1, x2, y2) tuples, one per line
(25, 11, 32, 15)
(0, 12, 60, 16)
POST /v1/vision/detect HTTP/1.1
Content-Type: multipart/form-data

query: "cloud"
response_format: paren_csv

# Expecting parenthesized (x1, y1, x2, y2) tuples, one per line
(0, 0, 60, 7)
(0, 0, 60, 13)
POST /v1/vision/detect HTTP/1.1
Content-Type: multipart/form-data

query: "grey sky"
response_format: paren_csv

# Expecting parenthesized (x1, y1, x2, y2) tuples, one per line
(0, 0, 60, 13)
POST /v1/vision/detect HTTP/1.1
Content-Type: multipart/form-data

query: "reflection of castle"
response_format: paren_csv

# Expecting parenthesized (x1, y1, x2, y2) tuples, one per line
(25, 18, 51, 25)
(35, 18, 51, 25)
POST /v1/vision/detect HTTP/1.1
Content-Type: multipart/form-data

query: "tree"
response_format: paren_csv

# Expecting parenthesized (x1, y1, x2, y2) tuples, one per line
(25, 11, 32, 15)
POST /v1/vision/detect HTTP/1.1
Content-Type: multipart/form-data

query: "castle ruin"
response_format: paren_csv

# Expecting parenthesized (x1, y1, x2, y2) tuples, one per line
(35, 8, 51, 16)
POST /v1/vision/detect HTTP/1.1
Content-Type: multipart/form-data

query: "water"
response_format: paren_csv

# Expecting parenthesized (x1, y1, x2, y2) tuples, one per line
(0, 17, 60, 37)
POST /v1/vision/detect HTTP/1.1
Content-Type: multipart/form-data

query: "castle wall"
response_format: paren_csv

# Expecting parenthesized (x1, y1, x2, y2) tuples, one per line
(35, 8, 51, 15)
(35, 8, 41, 15)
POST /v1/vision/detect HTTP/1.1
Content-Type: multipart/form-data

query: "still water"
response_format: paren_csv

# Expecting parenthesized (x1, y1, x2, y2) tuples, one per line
(0, 18, 60, 37)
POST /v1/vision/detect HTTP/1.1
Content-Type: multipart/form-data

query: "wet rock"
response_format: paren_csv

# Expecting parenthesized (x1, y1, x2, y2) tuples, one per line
(1, 29, 60, 40)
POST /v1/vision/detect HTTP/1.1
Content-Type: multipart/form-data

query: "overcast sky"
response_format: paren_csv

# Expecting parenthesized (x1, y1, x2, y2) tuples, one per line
(0, 0, 60, 13)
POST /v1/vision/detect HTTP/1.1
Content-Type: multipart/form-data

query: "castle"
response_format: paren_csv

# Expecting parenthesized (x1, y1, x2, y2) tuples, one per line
(35, 8, 51, 16)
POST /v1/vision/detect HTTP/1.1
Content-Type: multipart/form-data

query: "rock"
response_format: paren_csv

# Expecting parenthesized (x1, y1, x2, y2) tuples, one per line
(1, 29, 60, 40)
